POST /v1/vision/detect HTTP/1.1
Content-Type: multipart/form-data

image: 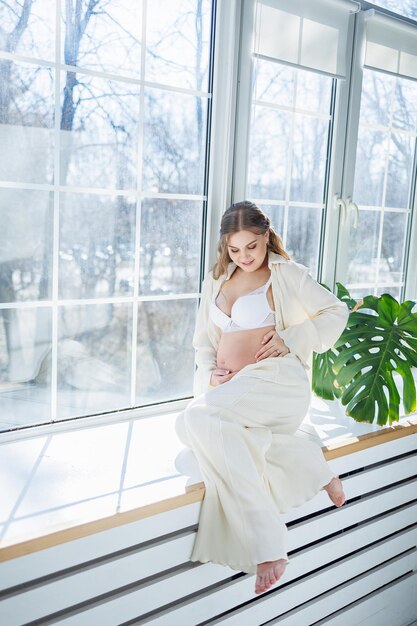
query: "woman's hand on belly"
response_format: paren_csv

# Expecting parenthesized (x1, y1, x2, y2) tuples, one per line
(210, 368, 236, 387)
(255, 329, 290, 361)
(216, 325, 276, 373)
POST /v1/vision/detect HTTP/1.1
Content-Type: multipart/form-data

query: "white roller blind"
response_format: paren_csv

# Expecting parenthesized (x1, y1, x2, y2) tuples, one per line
(365, 10, 417, 81)
(254, 0, 359, 78)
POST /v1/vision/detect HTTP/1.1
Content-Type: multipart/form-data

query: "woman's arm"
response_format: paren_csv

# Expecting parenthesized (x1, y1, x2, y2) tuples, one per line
(192, 273, 218, 397)
(276, 266, 349, 368)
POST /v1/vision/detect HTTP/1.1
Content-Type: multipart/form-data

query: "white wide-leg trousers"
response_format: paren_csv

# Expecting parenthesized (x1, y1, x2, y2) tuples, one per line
(175, 353, 336, 575)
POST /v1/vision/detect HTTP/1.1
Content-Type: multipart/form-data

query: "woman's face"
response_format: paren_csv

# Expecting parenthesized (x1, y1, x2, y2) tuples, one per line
(226, 230, 269, 272)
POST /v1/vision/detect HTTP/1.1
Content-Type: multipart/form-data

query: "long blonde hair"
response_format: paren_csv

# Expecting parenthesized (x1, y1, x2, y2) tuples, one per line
(211, 201, 291, 280)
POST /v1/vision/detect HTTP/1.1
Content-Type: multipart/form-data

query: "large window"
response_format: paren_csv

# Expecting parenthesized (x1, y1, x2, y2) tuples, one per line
(0, 0, 215, 430)
(247, 61, 334, 277)
(2, 0, 417, 434)
(234, 0, 417, 302)
(346, 69, 416, 299)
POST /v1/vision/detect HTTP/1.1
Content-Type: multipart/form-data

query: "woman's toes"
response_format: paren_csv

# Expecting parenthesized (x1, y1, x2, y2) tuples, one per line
(325, 477, 346, 507)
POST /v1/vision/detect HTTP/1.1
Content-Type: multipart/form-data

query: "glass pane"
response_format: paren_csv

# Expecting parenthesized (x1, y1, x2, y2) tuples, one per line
(378, 211, 408, 284)
(353, 127, 387, 206)
(139, 199, 203, 295)
(392, 77, 417, 132)
(59, 193, 136, 300)
(346, 210, 381, 285)
(296, 68, 332, 114)
(290, 114, 329, 203)
(61, 0, 142, 77)
(349, 287, 372, 301)
(248, 106, 290, 200)
(0, 307, 51, 430)
(385, 132, 413, 208)
(0, 1, 55, 61)
(142, 89, 208, 194)
(60, 72, 139, 189)
(376, 285, 401, 299)
(0, 62, 54, 184)
(136, 299, 196, 404)
(286, 206, 321, 276)
(254, 60, 294, 107)
(371, 2, 417, 21)
(57, 303, 132, 419)
(0, 189, 53, 302)
(345, 68, 415, 297)
(360, 70, 393, 128)
(261, 204, 285, 237)
(145, 0, 212, 91)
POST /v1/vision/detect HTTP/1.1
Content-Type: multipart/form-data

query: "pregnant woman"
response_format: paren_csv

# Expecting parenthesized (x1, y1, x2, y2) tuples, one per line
(175, 201, 349, 595)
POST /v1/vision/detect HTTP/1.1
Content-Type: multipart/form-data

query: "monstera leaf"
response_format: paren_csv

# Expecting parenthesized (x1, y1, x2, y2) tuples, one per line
(312, 282, 359, 401)
(312, 286, 417, 426)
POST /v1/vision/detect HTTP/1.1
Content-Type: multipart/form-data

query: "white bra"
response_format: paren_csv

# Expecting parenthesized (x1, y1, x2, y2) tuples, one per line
(209, 275, 276, 333)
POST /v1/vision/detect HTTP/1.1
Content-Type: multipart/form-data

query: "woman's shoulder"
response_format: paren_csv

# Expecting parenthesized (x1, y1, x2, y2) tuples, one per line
(273, 257, 310, 280)
(200, 269, 216, 295)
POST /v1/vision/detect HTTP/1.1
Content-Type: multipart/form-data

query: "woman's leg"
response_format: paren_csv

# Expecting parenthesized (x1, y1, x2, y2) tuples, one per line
(180, 376, 290, 574)
(176, 355, 336, 577)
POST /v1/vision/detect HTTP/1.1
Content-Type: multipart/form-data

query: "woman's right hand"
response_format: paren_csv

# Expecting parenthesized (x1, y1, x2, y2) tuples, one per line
(210, 368, 235, 387)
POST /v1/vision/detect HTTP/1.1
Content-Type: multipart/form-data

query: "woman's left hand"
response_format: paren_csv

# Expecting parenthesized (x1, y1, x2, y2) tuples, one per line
(255, 330, 290, 361)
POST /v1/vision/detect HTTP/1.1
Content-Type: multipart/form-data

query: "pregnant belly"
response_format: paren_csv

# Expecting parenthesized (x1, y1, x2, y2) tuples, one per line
(216, 325, 276, 373)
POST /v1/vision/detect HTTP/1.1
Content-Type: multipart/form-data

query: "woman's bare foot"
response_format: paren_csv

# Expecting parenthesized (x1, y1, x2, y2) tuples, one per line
(323, 476, 346, 507)
(255, 558, 287, 594)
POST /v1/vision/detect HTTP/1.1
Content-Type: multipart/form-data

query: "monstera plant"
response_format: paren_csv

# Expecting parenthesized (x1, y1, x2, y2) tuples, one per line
(312, 283, 417, 426)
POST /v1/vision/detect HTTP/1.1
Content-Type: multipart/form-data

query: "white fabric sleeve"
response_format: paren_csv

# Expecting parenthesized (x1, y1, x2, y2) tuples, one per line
(276, 267, 349, 368)
(192, 273, 217, 397)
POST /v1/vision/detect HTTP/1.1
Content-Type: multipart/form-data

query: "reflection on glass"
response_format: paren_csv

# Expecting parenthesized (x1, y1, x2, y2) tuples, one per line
(379, 211, 408, 284)
(145, 0, 211, 90)
(136, 299, 196, 404)
(0, 307, 51, 429)
(286, 206, 321, 275)
(60, 72, 139, 189)
(248, 106, 290, 200)
(0, 62, 54, 184)
(143, 89, 208, 194)
(353, 127, 387, 206)
(57, 303, 132, 418)
(59, 193, 135, 300)
(347, 210, 381, 285)
(62, 0, 142, 77)
(0, 1, 55, 60)
(139, 199, 203, 295)
(0, 189, 53, 302)
(291, 115, 329, 203)
(386, 133, 413, 208)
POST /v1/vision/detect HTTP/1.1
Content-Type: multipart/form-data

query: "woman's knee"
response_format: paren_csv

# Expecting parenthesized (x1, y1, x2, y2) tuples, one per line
(174, 411, 192, 447)
(182, 397, 209, 436)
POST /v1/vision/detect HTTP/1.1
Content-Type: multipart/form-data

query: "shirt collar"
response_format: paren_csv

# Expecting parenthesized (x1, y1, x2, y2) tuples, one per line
(224, 250, 288, 280)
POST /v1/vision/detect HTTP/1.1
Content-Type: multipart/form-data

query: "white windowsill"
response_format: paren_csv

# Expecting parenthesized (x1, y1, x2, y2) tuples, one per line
(0, 391, 415, 558)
